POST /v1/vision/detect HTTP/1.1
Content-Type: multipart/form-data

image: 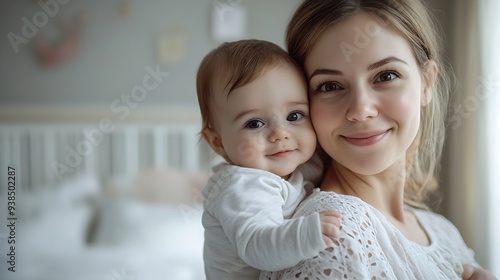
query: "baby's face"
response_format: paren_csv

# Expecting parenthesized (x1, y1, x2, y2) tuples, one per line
(212, 64, 316, 177)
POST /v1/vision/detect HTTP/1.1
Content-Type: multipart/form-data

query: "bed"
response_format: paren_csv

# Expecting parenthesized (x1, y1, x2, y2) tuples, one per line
(0, 120, 218, 280)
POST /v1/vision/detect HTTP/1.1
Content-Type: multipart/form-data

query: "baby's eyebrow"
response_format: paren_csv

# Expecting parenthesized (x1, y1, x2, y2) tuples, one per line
(287, 101, 309, 106)
(233, 109, 258, 122)
(232, 101, 309, 122)
(309, 69, 343, 81)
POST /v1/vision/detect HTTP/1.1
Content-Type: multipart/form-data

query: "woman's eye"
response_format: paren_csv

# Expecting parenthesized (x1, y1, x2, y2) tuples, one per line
(245, 120, 264, 129)
(376, 71, 399, 82)
(287, 112, 304, 122)
(318, 82, 341, 92)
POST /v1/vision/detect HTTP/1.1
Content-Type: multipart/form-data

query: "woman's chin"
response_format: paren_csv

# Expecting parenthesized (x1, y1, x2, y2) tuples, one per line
(335, 158, 396, 176)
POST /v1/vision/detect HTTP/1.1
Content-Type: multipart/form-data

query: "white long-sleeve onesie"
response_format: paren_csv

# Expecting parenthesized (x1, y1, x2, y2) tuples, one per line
(202, 159, 326, 280)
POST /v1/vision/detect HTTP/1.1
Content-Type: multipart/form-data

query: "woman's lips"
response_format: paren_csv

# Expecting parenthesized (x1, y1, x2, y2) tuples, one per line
(341, 130, 390, 146)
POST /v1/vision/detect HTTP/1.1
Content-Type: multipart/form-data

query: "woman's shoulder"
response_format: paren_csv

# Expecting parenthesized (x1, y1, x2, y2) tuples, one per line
(276, 191, 393, 280)
(294, 190, 373, 220)
(411, 207, 463, 237)
(411, 207, 478, 265)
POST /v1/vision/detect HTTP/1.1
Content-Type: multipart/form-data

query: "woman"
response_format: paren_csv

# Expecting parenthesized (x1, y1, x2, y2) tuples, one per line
(261, 0, 496, 279)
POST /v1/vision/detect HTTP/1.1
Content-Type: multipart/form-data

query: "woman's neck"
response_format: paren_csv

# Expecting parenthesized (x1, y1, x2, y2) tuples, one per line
(321, 159, 408, 222)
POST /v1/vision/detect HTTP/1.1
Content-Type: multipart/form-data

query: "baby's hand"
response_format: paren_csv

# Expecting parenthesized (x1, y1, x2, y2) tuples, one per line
(462, 264, 497, 280)
(319, 211, 342, 247)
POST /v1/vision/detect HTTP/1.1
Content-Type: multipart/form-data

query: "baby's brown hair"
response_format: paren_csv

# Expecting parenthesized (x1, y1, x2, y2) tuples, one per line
(196, 39, 303, 132)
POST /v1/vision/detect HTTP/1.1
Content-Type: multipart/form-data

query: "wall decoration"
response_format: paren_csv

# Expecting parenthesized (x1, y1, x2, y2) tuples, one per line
(157, 28, 187, 65)
(35, 14, 85, 67)
(119, 1, 132, 18)
(211, 1, 247, 42)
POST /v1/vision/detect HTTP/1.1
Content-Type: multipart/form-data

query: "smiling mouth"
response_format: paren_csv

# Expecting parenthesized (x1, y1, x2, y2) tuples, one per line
(341, 130, 390, 146)
(268, 150, 294, 158)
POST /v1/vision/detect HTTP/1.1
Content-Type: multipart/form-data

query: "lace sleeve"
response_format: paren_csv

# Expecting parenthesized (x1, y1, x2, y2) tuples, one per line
(260, 191, 396, 280)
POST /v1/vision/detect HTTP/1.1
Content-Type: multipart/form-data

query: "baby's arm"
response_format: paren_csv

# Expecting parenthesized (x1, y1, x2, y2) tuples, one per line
(260, 193, 393, 280)
(208, 172, 335, 271)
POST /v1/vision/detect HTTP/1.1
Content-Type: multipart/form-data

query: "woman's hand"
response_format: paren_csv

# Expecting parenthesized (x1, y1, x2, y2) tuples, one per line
(462, 264, 497, 280)
(319, 211, 342, 247)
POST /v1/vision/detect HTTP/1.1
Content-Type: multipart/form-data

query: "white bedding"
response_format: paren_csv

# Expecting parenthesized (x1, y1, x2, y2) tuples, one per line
(0, 174, 206, 280)
(7, 244, 205, 280)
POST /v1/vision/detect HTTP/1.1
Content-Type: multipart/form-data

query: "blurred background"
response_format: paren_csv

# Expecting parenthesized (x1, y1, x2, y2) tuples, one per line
(0, 0, 498, 279)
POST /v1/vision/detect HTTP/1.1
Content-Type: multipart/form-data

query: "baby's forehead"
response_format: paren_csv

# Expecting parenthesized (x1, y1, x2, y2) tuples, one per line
(208, 61, 308, 125)
(225, 69, 307, 105)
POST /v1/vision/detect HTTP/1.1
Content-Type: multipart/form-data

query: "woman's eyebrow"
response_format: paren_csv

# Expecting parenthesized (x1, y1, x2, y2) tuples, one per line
(367, 56, 407, 70)
(308, 56, 408, 82)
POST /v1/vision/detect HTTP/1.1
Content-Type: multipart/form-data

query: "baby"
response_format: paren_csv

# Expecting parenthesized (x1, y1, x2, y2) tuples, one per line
(196, 39, 341, 280)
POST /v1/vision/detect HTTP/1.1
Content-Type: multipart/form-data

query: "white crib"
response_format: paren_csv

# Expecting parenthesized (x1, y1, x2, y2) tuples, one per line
(0, 121, 214, 280)
(0, 122, 213, 191)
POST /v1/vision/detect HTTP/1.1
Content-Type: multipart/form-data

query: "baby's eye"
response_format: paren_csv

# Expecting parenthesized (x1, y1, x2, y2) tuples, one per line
(376, 71, 399, 82)
(245, 120, 264, 129)
(287, 111, 304, 122)
(317, 82, 341, 92)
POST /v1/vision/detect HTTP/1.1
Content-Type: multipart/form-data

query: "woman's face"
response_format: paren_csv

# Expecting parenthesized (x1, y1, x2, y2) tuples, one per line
(304, 11, 430, 175)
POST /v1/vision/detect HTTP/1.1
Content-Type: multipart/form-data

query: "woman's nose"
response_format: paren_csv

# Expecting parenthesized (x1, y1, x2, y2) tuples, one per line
(346, 86, 378, 122)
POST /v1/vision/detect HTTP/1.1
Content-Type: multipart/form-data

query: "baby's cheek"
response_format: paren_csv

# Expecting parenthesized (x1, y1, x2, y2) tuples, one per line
(230, 137, 263, 165)
(309, 128, 317, 144)
(304, 128, 318, 152)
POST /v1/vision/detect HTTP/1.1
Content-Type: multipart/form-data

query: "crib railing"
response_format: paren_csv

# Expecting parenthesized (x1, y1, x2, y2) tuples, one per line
(0, 123, 213, 191)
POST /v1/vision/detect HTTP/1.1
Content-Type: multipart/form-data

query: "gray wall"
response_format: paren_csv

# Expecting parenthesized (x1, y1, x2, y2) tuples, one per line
(0, 0, 301, 107)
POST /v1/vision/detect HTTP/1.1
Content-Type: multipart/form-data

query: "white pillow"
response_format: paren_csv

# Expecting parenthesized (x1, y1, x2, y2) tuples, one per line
(104, 169, 209, 205)
(17, 203, 93, 255)
(16, 174, 100, 221)
(91, 197, 204, 258)
(14, 175, 98, 255)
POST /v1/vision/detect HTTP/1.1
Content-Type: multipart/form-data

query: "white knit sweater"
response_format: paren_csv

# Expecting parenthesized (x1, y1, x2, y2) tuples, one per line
(261, 190, 479, 280)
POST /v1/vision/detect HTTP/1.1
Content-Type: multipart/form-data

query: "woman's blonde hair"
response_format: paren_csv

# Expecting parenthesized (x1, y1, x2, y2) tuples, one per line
(286, 0, 451, 208)
(196, 39, 303, 132)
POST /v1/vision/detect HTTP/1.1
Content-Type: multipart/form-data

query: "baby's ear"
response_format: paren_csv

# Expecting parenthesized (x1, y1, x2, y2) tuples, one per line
(202, 127, 227, 159)
(421, 60, 438, 106)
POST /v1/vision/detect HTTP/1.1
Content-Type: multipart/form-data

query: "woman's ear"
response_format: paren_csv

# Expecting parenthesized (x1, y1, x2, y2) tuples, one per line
(202, 127, 228, 159)
(421, 60, 438, 106)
